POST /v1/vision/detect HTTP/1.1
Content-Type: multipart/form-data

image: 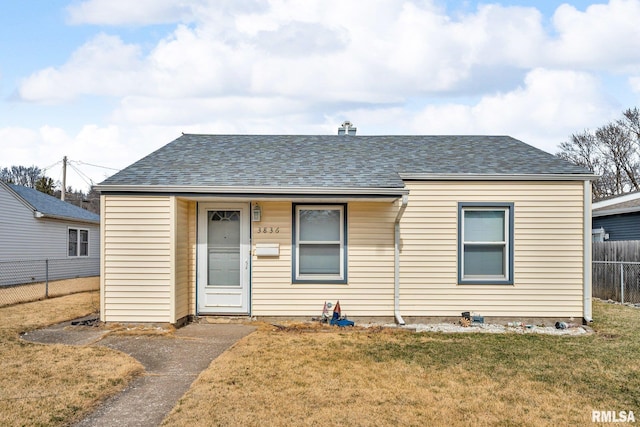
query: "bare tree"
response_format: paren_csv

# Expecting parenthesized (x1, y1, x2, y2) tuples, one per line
(557, 108, 640, 200)
(557, 131, 609, 199)
(0, 165, 45, 188)
(596, 123, 639, 194)
(619, 107, 640, 142)
(51, 186, 100, 215)
(1, 164, 99, 213)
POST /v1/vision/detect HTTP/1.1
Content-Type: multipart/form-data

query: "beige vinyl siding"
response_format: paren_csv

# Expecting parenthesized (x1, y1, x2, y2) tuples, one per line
(251, 201, 396, 317)
(101, 181, 585, 322)
(250, 202, 292, 315)
(102, 195, 174, 322)
(174, 198, 194, 321)
(186, 201, 197, 317)
(399, 181, 585, 318)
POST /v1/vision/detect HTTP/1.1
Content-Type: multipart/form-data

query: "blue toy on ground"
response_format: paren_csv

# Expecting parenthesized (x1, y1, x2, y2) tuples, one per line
(329, 300, 354, 327)
(330, 310, 354, 327)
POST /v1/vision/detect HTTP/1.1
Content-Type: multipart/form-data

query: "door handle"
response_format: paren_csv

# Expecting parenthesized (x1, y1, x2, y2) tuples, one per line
(245, 259, 248, 270)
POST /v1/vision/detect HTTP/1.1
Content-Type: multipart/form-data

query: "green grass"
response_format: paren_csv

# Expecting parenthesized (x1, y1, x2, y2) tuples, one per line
(362, 316, 640, 410)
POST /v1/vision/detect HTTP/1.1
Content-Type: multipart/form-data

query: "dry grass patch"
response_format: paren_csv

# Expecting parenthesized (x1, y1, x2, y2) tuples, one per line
(0, 276, 99, 307)
(164, 302, 640, 427)
(0, 292, 143, 426)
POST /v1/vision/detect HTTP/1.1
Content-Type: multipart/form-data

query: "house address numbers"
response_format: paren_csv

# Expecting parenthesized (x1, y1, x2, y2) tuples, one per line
(255, 226, 279, 234)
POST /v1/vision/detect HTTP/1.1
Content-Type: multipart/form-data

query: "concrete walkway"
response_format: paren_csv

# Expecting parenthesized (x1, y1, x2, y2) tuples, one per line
(22, 319, 255, 427)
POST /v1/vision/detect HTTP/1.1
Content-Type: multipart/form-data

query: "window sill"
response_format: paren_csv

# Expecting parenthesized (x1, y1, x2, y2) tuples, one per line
(293, 278, 348, 285)
(458, 279, 514, 285)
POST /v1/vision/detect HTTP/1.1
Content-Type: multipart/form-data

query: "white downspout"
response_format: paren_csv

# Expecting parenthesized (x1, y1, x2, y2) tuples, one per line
(394, 195, 409, 325)
(583, 180, 593, 323)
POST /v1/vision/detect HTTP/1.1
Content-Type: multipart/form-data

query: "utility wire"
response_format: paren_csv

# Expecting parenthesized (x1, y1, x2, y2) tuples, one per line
(67, 162, 94, 187)
(46, 157, 118, 191)
(74, 160, 120, 171)
(42, 160, 62, 171)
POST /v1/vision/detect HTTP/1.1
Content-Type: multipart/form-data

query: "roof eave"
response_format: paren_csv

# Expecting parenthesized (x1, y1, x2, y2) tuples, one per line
(94, 184, 409, 197)
(35, 211, 100, 224)
(592, 191, 640, 209)
(398, 173, 597, 181)
(592, 206, 640, 217)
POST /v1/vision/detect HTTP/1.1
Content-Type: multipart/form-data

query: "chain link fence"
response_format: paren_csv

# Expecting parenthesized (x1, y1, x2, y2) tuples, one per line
(0, 258, 99, 307)
(593, 261, 640, 304)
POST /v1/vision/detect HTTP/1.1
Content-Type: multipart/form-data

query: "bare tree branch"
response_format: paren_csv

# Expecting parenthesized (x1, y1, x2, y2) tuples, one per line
(557, 108, 640, 200)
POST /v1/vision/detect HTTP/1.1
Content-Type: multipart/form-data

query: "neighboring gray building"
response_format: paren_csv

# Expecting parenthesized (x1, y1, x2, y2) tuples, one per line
(592, 191, 640, 241)
(0, 181, 100, 286)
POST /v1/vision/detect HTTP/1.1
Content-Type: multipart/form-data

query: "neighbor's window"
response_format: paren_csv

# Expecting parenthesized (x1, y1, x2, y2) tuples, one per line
(293, 205, 346, 283)
(458, 203, 513, 285)
(68, 228, 89, 257)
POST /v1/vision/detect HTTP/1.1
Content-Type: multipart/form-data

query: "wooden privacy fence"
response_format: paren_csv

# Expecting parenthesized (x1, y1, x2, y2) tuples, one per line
(593, 240, 640, 262)
(593, 241, 640, 304)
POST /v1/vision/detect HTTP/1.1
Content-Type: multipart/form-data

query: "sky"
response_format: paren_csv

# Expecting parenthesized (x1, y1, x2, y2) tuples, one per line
(2, 0, 640, 192)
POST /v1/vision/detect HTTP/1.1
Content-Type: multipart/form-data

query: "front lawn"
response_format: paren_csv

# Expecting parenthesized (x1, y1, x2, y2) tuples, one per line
(2, 295, 637, 426)
(164, 301, 640, 426)
(0, 292, 143, 426)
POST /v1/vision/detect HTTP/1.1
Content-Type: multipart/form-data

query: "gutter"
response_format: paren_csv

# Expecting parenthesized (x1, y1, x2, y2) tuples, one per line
(394, 194, 409, 325)
(33, 210, 100, 225)
(94, 184, 409, 197)
(398, 173, 597, 181)
(583, 181, 593, 323)
(592, 206, 640, 217)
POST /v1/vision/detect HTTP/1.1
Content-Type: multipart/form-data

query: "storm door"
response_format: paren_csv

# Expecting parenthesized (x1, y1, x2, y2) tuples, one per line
(197, 203, 249, 314)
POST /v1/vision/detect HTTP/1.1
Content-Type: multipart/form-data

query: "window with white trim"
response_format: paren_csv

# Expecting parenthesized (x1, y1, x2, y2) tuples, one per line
(68, 228, 89, 257)
(293, 205, 346, 283)
(458, 203, 513, 284)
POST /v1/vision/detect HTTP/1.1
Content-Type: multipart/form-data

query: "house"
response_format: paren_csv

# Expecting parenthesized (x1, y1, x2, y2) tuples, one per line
(96, 127, 595, 324)
(0, 181, 100, 286)
(592, 191, 640, 241)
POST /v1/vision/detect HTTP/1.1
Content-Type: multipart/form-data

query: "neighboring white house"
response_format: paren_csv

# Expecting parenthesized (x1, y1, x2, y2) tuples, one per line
(0, 181, 100, 286)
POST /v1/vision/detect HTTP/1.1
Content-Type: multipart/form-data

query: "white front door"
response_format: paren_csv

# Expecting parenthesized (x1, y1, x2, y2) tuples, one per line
(197, 203, 250, 314)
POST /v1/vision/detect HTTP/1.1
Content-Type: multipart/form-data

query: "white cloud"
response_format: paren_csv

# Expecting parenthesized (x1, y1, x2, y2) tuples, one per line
(8, 0, 640, 179)
(254, 22, 349, 57)
(18, 34, 144, 103)
(0, 127, 41, 165)
(22, 2, 535, 105)
(66, 0, 269, 26)
(550, 0, 640, 71)
(0, 125, 137, 191)
(27, 0, 640, 109)
(111, 95, 308, 126)
(406, 68, 617, 152)
(66, 0, 196, 25)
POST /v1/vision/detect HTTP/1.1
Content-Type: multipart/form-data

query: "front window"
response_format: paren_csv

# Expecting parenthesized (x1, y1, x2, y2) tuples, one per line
(294, 205, 346, 283)
(69, 228, 89, 257)
(458, 203, 513, 284)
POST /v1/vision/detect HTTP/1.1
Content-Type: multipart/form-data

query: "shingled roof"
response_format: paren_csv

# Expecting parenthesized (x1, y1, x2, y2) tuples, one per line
(3, 182, 99, 224)
(98, 134, 593, 194)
